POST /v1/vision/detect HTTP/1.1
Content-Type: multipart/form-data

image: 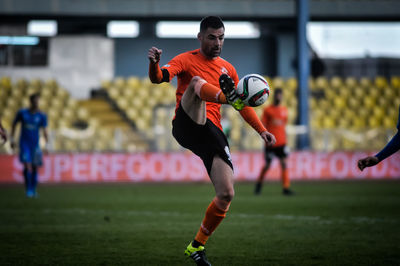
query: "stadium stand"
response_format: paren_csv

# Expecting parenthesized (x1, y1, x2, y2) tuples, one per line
(0, 76, 148, 154)
(1, 75, 398, 153)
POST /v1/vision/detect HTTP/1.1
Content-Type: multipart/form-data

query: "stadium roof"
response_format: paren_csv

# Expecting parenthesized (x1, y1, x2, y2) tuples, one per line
(0, 0, 399, 21)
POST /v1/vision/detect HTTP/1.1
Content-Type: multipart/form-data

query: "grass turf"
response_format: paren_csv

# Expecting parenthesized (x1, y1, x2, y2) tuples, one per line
(0, 181, 399, 265)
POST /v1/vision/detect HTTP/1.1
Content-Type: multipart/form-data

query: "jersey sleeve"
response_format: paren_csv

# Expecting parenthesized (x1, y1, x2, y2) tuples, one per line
(229, 65, 239, 86)
(375, 131, 400, 162)
(161, 53, 186, 81)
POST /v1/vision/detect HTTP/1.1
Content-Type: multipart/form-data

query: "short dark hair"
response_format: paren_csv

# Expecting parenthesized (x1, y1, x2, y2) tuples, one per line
(200, 16, 224, 32)
(29, 93, 40, 102)
(274, 88, 283, 94)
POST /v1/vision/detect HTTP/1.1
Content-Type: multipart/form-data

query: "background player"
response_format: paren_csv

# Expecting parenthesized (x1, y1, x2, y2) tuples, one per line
(358, 105, 400, 171)
(10, 93, 48, 197)
(254, 88, 294, 196)
(148, 16, 275, 265)
(0, 120, 7, 143)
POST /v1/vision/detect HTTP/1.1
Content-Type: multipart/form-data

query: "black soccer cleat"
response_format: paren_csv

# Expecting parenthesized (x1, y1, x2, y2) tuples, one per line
(219, 74, 244, 111)
(185, 242, 212, 266)
(283, 188, 294, 196)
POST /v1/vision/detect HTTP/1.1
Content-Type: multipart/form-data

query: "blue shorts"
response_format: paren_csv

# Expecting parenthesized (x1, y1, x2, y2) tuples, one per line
(19, 142, 43, 166)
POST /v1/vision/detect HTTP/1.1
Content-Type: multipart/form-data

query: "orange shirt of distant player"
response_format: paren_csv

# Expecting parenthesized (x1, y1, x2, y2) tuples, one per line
(261, 105, 288, 147)
(161, 48, 239, 131)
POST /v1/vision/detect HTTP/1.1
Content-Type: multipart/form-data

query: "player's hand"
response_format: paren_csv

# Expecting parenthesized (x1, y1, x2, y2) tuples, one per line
(43, 143, 49, 155)
(148, 47, 162, 64)
(261, 131, 276, 147)
(10, 139, 16, 151)
(357, 156, 379, 171)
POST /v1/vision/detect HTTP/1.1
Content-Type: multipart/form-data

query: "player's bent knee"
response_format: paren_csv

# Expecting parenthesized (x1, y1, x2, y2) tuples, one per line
(190, 76, 207, 98)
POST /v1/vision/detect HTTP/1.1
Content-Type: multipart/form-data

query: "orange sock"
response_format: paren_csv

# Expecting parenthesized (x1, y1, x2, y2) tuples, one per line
(282, 168, 290, 189)
(194, 80, 227, 104)
(194, 197, 231, 245)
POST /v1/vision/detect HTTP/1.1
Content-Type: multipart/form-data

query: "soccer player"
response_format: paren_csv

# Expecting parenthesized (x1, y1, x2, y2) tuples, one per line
(358, 105, 400, 171)
(254, 88, 294, 196)
(10, 93, 48, 197)
(0, 120, 7, 143)
(148, 16, 276, 265)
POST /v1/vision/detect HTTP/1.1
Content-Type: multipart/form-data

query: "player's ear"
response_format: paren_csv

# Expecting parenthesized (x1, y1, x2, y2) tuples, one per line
(197, 32, 202, 41)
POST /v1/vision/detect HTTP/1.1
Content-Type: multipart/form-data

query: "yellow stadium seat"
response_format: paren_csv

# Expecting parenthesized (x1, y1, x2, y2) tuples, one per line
(45, 79, 58, 90)
(322, 117, 335, 129)
(351, 117, 366, 129)
(337, 118, 350, 129)
(360, 77, 372, 88)
(383, 117, 396, 128)
(285, 77, 298, 90)
(344, 77, 358, 88)
(368, 117, 381, 128)
(353, 87, 364, 99)
(390, 76, 400, 89)
(117, 98, 129, 110)
(363, 96, 376, 109)
(114, 77, 126, 89)
(330, 76, 343, 89)
(383, 88, 395, 99)
(16, 79, 28, 90)
(272, 77, 284, 89)
(0, 77, 12, 90)
(127, 76, 141, 89)
(77, 108, 89, 120)
(127, 108, 139, 120)
(375, 76, 387, 90)
(315, 77, 329, 89)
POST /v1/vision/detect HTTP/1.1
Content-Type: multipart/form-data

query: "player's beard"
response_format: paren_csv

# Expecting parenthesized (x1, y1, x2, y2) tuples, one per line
(208, 47, 221, 58)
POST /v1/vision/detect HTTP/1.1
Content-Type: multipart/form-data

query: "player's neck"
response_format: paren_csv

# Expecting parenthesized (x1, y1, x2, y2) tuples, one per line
(29, 107, 39, 113)
(199, 48, 218, 60)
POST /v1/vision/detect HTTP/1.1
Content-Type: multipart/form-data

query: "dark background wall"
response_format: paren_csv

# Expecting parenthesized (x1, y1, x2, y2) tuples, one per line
(114, 37, 282, 78)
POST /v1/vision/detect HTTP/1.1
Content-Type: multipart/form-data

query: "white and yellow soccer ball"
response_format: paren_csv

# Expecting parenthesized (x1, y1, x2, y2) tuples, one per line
(236, 74, 270, 107)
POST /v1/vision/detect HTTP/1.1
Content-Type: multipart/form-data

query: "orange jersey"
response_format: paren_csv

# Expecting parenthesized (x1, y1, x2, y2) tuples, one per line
(161, 48, 239, 130)
(261, 105, 288, 147)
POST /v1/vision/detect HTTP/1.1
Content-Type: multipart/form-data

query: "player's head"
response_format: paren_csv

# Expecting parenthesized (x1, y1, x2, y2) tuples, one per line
(29, 93, 40, 109)
(273, 88, 283, 105)
(198, 16, 225, 59)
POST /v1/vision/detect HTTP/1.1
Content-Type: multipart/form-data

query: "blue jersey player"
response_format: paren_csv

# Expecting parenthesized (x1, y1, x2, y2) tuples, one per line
(11, 93, 48, 197)
(358, 105, 400, 171)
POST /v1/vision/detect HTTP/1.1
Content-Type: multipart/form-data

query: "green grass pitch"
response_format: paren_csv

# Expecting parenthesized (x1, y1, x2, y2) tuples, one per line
(0, 181, 399, 265)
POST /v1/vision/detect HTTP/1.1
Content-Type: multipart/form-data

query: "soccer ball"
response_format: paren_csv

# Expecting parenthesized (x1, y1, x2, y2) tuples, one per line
(236, 74, 270, 107)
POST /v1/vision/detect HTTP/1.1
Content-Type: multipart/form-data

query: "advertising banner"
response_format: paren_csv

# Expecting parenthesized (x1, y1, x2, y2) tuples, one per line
(0, 151, 399, 183)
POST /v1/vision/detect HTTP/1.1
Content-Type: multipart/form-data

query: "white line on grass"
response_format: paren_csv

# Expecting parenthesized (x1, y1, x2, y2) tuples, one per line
(1, 208, 396, 225)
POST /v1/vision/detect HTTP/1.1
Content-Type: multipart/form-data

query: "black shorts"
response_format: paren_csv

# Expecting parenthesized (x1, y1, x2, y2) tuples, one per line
(172, 103, 233, 175)
(264, 145, 289, 162)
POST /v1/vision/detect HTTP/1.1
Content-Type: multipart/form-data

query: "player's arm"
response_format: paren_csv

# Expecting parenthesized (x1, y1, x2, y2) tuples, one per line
(239, 107, 276, 147)
(41, 114, 49, 153)
(358, 106, 400, 171)
(42, 127, 49, 153)
(0, 120, 7, 142)
(10, 111, 21, 149)
(148, 47, 170, 84)
(358, 131, 400, 171)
